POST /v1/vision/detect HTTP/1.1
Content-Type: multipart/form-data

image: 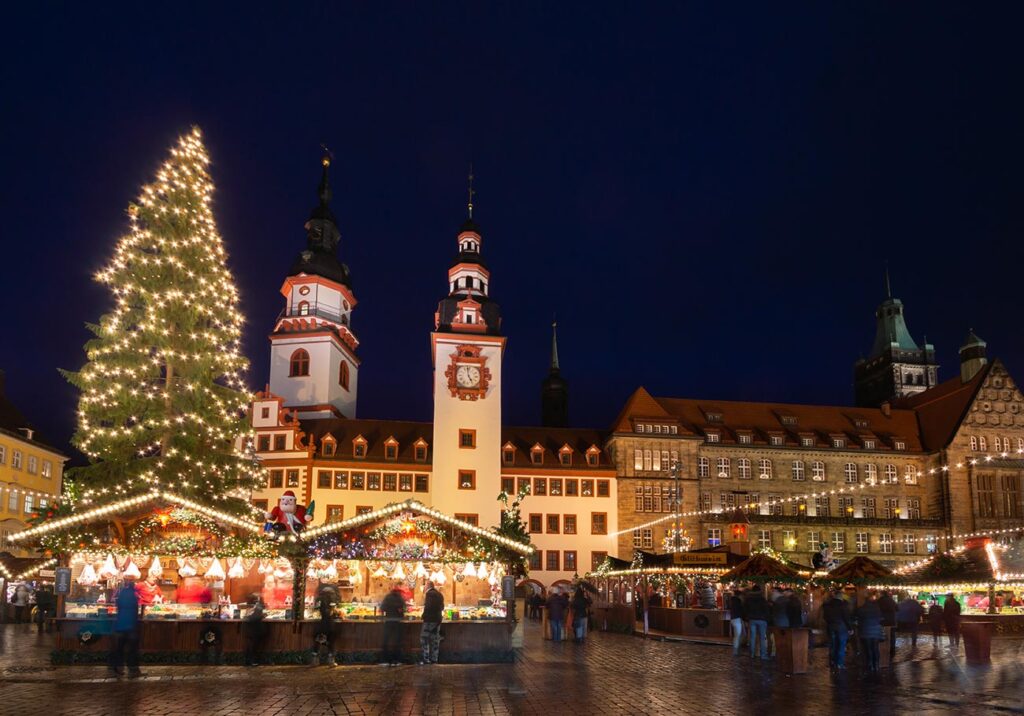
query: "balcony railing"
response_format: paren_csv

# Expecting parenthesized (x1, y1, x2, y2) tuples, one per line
(278, 303, 349, 326)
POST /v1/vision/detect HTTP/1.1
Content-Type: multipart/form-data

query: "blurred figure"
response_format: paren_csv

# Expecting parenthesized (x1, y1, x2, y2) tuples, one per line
(927, 599, 944, 644)
(743, 585, 770, 660)
(546, 586, 566, 642)
(856, 591, 883, 673)
(878, 590, 897, 654)
(897, 593, 923, 648)
(379, 582, 406, 666)
(943, 594, 962, 650)
(243, 594, 267, 667)
(419, 580, 444, 665)
(571, 586, 591, 644)
(13, 584, 31, 624)
(108, 577, 143, 678)
(34, 586, 55, 634)
(823, 589, 853, 670)
(315, 585, 338, 666)
(727, 589, 745, 656)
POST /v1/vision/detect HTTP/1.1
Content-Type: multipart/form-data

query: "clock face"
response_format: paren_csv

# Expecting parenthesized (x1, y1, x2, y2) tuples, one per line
(456, 365, 481, 388)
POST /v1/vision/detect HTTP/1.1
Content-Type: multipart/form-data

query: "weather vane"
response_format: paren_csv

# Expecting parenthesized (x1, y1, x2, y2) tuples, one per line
(467, 163, 475, 219)
(320, 143, 335, 167)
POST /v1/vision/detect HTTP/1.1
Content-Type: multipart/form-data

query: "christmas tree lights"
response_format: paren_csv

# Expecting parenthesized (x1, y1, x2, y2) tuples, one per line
(61, 127, 264, 508)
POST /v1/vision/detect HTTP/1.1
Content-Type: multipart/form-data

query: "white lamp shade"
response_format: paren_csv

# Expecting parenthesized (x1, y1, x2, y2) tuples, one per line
(392, 563, 406, 580)
(123, 560, 142, 580)
(178, 561, 197, 578)
(462, 561, 476, 578)
(414, 561, 428, 578)
(227, 557, 246, 579)
(324, 561, 338, 580)
(205, 559, 226, 581)
(476, 562, 488, 579)
(77, 563, 98, 586)
(148, 555, 164, 579)
(99, 554, 119, 580)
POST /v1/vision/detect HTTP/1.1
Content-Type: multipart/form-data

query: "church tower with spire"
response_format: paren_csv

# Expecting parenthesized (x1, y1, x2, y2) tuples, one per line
(853, 271, 938, 407)
(267, 154, 360, 419)
(541, 321, 569, 427)
(430, 171, 506, 525)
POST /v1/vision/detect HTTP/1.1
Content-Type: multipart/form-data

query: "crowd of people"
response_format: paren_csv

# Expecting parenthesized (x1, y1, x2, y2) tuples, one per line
(525, 585, 593, 644)
(724, 585, 965, 674)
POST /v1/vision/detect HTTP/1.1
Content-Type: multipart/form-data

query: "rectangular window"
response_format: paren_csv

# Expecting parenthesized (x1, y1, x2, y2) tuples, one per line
(862, 497, 876, 518)
(815, 495, 830, 517)
(550, 479, 563, 496)
(529, 551, 542, 571)
(1002, 475, 1021, 518)
(7, 491, 16, 511)
(459, 429, 476, 448)
(591, 512, 608, 535)
(517, 477, 531, 495)
(706, 433, 721, 444)
(326, 505, 344, 523)
(904, 465, 918, 484)
(807, 531, 820, 551)
(794, 498, 808, 516)
(634, 486, 644, 512)
(707, 528, 722, 547)
(581, 479, 595, 496)
(0, 446, 5, 464)
(560, 451, 572, 466)
(334, 471, 348, 489)
(700, 492, 712, 511)
(739, 434, 752, 444)
(844, 463, 858, 484)
(880, 533, 893, 554)
(286, 470, 300, 487)
(832, 438, 845, 448)
(902, 534, 916, 554)
(883, 497, 899, 519)
(591, 551, 608, 571)
(322, 441, 336, 457)
(24, 494, 33, 514)
(415, 474, 429, 492)
(11, 450, 22, 469)
(770, 436, 783, 446)
(396, 474, 411, 492)
(863, 440, 876, 450)
(831, 532, 845, 553)
(979, 436, 987, 451)
(759, 459, 773, 480)
(782, 530, 796, 550)
(884, 464, 898, 484)
(317, 470, 332, 488)
(757, 529, 772, 550)
(546, 514, 560, 534)
(533, 478, 547, 496)
(633, 528, 643, 548)
(768, 494, 783, 516)
(634, 449, 644, 470)
(383, 474, 397, 491)
(273, 435, 286, 451)
(257, 435, 271, 452)
(546, 551, 560, 571)
(455, 514, 479, 526)
(738, 458, 751, 479)
(529, 514, 542, 533)
(415, 445, 428, 462)
(894, 441, 906, 451)
(587, 452, 599, 466)
(563, 514, 577, 534)
(864, 464, 878, 485)
(644, 450, 653, 470)
(855, 532, 869, 553)
(811, 461, 825, 481)
(970, 436, 978, 451)
(642, 529, 653, 549)
(838, 496, 854, 516)
(269, 470, 284, 489)
(597, 480, 610, 497)
(698, 457, 710, 478)
(791, 461, 805, 481)
(367, 473, 381, 490)
(565, 479, 579, 497)
(501, 477, 515, 494)
(720, 492, 736, 511)
(356, 506, 372, 516)
(906, 498, 921, 519)
(351, 472, 365, 490)
(717, 457, 731, 478)
(563, 551, 577, 572)
(977, 474, 996, 517)
(459, 470, 476, 490)
(801, 437, 813, 447)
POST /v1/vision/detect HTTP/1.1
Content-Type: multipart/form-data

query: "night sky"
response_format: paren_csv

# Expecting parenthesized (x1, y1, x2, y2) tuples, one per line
(4, 4, 1023, 459)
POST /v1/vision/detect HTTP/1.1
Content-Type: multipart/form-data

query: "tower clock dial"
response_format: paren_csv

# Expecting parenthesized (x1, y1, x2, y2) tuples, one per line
(456, 365, 481, 388)
(444, 345, 491, 400)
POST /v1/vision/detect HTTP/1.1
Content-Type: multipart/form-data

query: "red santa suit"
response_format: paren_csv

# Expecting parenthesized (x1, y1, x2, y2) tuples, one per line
(266, 490, 311, 533)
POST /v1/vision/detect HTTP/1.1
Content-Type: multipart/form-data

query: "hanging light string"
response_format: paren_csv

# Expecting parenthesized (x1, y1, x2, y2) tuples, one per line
(892, 541, 1024, 583)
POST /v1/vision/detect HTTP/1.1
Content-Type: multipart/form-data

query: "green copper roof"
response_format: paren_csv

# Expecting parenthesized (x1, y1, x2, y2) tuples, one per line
(869, 297, 920, 357)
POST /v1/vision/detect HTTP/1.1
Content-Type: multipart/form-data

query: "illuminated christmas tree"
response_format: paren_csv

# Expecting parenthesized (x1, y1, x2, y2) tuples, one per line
(63, 127, 263, 508)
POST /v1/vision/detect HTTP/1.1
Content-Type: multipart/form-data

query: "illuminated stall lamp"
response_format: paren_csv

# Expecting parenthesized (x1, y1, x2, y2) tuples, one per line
(392, 563, 406, 581)
(429, 569, 447, 585)
(122, 559, 142, 580)
(98, 554, 119, 580)
(179, 560, 197, 578)
(323, 560, 338, 580)
(77, 563, 98, 587)
(371, 565, 388, 579)
(476, 562, 489, 579)
(148, 555, 164, 579)
(414, 561, 429, 579)
(205, 558, 226, 581)
(227, 557, 246, 579)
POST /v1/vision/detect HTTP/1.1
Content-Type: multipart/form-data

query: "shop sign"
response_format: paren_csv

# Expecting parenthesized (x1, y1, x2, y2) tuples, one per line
(55, 568, 72, 594)
(672, 552, 727, 566)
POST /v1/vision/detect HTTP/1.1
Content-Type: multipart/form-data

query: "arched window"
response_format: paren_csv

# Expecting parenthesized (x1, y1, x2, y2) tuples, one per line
(289, 349, 310, 377)
(297, 300, 310, 316)
(339, 361, 349, 390)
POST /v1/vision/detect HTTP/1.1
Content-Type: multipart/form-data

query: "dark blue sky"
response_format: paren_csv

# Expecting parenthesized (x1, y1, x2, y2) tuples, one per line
(3, 3, 1023, 455)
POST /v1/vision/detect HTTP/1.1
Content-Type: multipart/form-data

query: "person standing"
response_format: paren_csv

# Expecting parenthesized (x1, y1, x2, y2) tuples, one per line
(927, 599, 944, 644)
(822, 590, 853, 670)
(743, 585, 770, 660)
(243, 595, 267, 667)
(727, 589, 745, 656)
(943, 594, 962, 650)
(108, 578, 143, 678)
(896, 594, 923, 648)
(570, 587, 591, 644)
(34, 587, 55, 633)
(546, 587, 566, 642)
(785, 590, 803, 628)
(419, 581, 444, 664)
(380, 583, 407, 666)
(12, 584, 30, 624)
(856, 591, 884, 673)
(878, 590, 897, 653)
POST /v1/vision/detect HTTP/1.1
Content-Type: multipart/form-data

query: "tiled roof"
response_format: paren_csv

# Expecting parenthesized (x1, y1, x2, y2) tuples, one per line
(300, 418, 433, 464)
(894, 364, 990, 452)
(501, 426, 611, 469)
(637, 395, 923, 451)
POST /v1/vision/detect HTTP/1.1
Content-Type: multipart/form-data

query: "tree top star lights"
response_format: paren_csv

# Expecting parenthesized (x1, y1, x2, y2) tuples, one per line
(62, 127, 263, 509)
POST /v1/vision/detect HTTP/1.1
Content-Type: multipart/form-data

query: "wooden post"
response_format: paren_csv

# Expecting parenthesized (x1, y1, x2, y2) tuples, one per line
(289, 554, 308, 623)
(641, 573, 649, 637)
(987, 583, 997, 614)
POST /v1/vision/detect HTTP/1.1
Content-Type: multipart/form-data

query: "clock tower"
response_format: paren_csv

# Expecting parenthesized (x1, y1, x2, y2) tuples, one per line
(430, 191, 506, 525)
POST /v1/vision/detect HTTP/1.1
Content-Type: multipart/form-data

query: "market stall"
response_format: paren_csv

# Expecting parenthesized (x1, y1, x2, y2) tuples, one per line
(889, 536, 1024, 638)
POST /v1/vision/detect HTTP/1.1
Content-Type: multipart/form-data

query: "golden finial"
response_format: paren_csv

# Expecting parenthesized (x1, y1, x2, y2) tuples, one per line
(467, 164, 475, 219)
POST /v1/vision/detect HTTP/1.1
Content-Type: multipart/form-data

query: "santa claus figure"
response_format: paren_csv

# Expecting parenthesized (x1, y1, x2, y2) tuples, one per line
(265, 491, 313, 534)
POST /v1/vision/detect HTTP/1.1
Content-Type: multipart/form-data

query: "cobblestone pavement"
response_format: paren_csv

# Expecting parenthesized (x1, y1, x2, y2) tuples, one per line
(0, 622, 1021, 715)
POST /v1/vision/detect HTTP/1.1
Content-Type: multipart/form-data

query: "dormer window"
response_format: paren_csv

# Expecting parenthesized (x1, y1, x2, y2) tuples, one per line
(833, 438, 846, 449)
(770, 436, 784, 446)
(853, 418, 869, 429)
(321, 434, 336, 457)
(353, 436, 367, 458)
(384, 437, 398, 460)
(297, 300, 310, 316)
(738, 434, 752, 445)
(706, 412, 723, 423)
(559, 446, 573, 466)
(863, 439, 876, 450)
(414, 439, 428, 462)
(800, 437, 814, 447)
(706, 432, 721, 443)
(780, 416, 797, 426)
(502, 444, 516, 465)
(530, 445, 544, 464)
(586, 446, 600, 466)
(894, 440, 906, 451)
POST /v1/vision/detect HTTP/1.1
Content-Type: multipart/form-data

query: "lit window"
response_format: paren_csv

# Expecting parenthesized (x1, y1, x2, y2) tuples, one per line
(717, 457, 731, 478)
(791, 461, 805, 481)
(339, 362, 350, 390)
(27, 456, 38, 474)
(707, 528, 722, 547)
(970, 436, 978, 451)
(833, 438, 845, 448)
(698, 457, 709, 478)
(289, 349, 310, 377)
(706, 433, 720, 443)
(903, 534, 916, 554)
(0, 446, 5, 464)
(844, 463, 858, 484)
(41, 460, 52, 478)
(739, 434, 752, 445)
(904, 465, 917, 484)
(863, 440, 875, 450)
(894, 441, 905, 451)
(801, 437, 813, 447)
(759, 459, 773, 480)
(633, 449, 643, 470)
(864, 464, 878, 485)
(879, 534, 893, 554)
(770, 436, 783, 446)
(831, 532, 845, 553)
(979, 436, 987, 451)
(12, 451, 22, 469)
(883, 464, 898, 484)
(811, 461, 825, 481)
(737, 458, 751, 479)
(855, 532, 869, 553)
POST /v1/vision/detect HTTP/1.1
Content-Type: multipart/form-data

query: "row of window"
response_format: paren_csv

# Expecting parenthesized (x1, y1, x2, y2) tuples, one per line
(0, 447, 53, 477)
(703, 433, 906, 451)
(666, 528, 933, 555)
(527, 514, 582, 534)
(504, 446, 601, 466)
(976, 474, 1022, 518)
(528, 550, 609, 573)
(694, 492, 921, 519)
(304, 470, 430, 492)
(969, 436, 1024, 453)
(634, 423, 679, 435)
(500, 477, 611, 498)
(694, 457, 919, 485)
(287, 349, 350, 390)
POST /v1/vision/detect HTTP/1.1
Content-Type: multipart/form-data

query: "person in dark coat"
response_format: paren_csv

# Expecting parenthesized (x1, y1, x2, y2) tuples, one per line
(108, 579, 142, 678)
(878, 590, 897, 653)
(743, 585, 771, 659)
(856, 592, 884, 672)
(942, 594, 962, 650)
(34, 587, 55, 634)
(570, 587, 591, 643)
(822, 590, 853, 669)
(927, 600, 945, 644)
(727, 589, 745, 656)
(546, 587, 567, 642)
(242, 594, 267, 667)
(380, 583, 407, 665)
(420, 581, 445, 664)
(896, 594, 923, 648)
(785, 590, 803, 628)
(770, 589, 789, 628)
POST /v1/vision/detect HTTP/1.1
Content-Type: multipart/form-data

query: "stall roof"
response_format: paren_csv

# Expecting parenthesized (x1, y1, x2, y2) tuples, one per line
(0, 552, 55, 581)
(819, 555, 899, 585)
(300, 499, 534, 556)
(720, 553, 806, 583)
(897, 539, 1024, 586)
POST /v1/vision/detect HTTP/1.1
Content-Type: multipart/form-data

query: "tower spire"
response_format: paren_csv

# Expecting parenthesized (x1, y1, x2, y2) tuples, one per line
(318, 144, 333, 209)
(550, 319, 560, 372)
(885, 262, 892, 299)
(467, 164, 475, 220)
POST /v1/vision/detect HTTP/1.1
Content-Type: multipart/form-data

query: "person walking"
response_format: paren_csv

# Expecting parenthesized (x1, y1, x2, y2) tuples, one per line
(770, 589, 790, 628)
(743, 585, 770, 660)
(34, 587, 55, 633)
(419, 580, 444, 664)
(822, 590, 853, 670)
(242, 594, 267, 667)
(896, 594, 923, 648)
(927, 599, 944, 644)
(785, 589, 803, 628)
(571, 587, 591, 643)
(878, 590, 897, 654)
(108, 578, 143, 678)
(380, 582, 407, 666)
(855, 592, 884, 673)
(727, 589, 745, 656)
(12, 584, 30, 624)
(546, 587, 567, 642)
(943, 594, 962, 650)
